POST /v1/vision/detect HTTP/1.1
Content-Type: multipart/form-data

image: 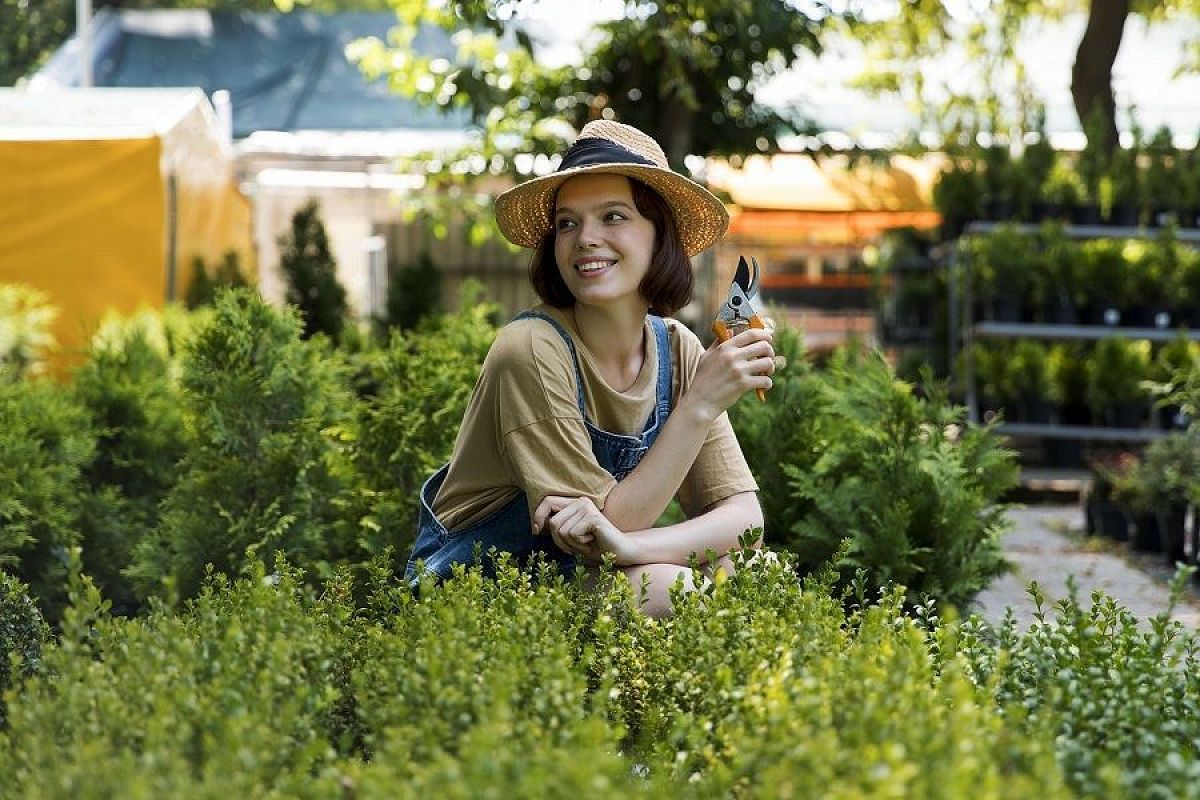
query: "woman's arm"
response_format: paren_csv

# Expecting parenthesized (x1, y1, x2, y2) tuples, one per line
(600, 326, 774, 532)
(536, 491, 763, 567)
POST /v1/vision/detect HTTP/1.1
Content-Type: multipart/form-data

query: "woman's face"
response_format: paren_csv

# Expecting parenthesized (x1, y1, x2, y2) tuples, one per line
(552, 173, 657, 311)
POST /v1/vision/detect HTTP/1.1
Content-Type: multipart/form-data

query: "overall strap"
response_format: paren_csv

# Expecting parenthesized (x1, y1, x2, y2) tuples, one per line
(512, 310, 588, 416)
(648, 315, 673, 417)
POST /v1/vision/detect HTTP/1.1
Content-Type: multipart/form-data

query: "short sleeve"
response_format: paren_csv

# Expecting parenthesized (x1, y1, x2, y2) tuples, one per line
(488, 319, 618, 516)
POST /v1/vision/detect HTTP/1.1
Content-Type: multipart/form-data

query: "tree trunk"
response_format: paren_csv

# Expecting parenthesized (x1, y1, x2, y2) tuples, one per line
(1071, 0, 1129, 156)
(656, 96, 694, 173)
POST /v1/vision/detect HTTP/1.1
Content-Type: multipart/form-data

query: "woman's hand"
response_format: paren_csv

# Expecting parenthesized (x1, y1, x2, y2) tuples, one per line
(682, 327, 776, 422)
(532, 495, 639, 565)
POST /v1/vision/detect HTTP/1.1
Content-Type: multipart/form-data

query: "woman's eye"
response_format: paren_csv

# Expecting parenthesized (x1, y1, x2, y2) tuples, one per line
(604, 212, 627, 222)
(555, 218, 577, 231)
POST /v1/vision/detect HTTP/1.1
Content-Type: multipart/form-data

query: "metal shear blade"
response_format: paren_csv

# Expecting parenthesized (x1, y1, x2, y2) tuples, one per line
(718, 256, 763, 327)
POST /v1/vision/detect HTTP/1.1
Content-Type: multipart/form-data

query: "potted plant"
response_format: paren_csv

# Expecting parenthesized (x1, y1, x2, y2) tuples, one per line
(1009, 340, 1053, 423)
(1041, 161, 1086, 223)
(1123, 237, 1172, 328)
(968, 341, 1011, 419)
(1103, 140, 1142, 227)
(1037, 222, 1080, 323)
(933, 155, 985, 239)
(1143, 125, 1183, 227)
(1117, 455, 1162, 552)
(1086, 337, 1151, 428)
(1046, 343, 1090, 466)
(1073, 108, 1109, 225)
(1086, 450, 1135, 540)
(1077, 239, 1130, 325)
(1148, 334, 1199, 430)
(1137, 432, 1200, 564)
(1180, 143, 1200, 228)
(1022, 107, 1059, 221)
(967, 226, 1037, 321)
(981, 143, 1015, 221)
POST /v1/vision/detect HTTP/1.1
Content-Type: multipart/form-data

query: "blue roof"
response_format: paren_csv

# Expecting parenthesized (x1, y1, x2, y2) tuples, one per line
(33, 10, 471, 139)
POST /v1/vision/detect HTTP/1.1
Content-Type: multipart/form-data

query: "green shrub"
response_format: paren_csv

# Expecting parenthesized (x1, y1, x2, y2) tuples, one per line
(965, 573, 1200, 798)
(0, 284, 57, 380)
(349, 295, 498, 560)
(382, 250, 442, 331)
(0, 378, 94, 619)
(72, 319, 189, 612)
(0, 562, 354, 796)
(127, 290, 354, 603)
(772, 350, 1017, 607)
(0, 571, 48, 727)
(10, 552, 1200, 797)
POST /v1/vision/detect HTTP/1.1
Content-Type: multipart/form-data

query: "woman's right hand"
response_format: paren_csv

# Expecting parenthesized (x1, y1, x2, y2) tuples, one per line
(683, 327, 776, 422)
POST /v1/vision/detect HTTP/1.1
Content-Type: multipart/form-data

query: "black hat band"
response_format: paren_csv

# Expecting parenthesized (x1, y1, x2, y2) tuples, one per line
(557, 137, 657, 172)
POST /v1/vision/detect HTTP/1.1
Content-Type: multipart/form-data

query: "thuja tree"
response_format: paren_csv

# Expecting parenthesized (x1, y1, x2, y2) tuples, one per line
(0, 378, 94, 620)
(71, 320, 189, 614)
(128, 289, 354, 603)
(279, 200, 349, 342)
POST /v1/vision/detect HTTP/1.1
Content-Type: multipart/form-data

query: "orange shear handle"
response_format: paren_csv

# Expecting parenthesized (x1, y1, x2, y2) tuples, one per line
(712, 315, 767, 403)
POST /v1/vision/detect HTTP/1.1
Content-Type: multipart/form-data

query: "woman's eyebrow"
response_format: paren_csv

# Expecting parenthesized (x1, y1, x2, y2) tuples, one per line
(554, 200, 635, 217)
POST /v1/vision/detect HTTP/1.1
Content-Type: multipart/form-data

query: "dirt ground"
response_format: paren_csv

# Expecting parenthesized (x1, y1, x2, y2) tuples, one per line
(969, 505, 1200, 629)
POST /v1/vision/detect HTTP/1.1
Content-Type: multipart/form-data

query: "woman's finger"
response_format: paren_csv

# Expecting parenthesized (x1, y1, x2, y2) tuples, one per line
(532, 495, 572, 533)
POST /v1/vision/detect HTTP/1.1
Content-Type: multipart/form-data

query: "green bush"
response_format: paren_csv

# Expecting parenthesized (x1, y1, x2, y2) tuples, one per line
(0, 378, 94, 619)
(0, 284, 57, 380)
(733, 342, 1018, 609)
(127, 290, 355, 604)
(72, 318, 189, 612)
(382, 250, 442, 332)
(348, 294, 498, 560)
(0, 571, 48, 727)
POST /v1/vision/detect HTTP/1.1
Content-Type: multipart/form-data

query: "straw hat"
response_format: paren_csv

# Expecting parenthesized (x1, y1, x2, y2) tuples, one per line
(494, 120, 729, 256)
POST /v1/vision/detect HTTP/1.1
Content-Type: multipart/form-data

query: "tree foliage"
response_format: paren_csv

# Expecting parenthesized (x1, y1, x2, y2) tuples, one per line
(349, 0, 847, 243)
(843, 0, 1200, 153)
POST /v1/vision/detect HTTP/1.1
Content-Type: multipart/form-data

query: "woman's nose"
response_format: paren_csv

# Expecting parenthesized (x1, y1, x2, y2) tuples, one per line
(575, 218, 601, 248)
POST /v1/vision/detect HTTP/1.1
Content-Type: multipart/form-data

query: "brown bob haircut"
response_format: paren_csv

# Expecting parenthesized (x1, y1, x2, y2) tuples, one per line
(528, 177, 693, 317)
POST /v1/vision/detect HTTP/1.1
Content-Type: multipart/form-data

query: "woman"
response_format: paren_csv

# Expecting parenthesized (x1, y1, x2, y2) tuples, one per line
(405, 120, 775, 616)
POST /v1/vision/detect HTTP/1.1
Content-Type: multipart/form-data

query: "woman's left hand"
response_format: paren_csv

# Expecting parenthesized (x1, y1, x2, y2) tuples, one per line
(533, 495, 638, 565)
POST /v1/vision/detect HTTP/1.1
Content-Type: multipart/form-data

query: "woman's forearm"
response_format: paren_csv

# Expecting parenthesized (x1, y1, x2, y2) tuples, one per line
(620, 492, 763, 566)
(601, 400, 715, 531)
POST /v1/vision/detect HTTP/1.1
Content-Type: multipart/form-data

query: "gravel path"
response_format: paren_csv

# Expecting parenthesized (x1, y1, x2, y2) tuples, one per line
(970, 505, 1200, 628)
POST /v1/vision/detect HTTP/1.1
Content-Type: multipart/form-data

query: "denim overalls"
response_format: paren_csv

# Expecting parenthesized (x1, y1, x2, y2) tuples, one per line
(405, 311, 673, 585)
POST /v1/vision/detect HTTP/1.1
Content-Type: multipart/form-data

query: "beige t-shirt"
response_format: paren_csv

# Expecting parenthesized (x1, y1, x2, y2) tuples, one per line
(431, 304, 758, 531)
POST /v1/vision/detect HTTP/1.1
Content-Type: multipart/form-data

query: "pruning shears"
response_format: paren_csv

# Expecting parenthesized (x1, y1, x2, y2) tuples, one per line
(712, 255, 768, 402)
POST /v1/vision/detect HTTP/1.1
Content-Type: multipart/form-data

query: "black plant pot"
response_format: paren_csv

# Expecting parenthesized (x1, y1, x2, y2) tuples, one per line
(1107, 204, 1140, 227)
(1044, 437, 1083, 468)
(1150, 208, 1178, 228)
(1071, 204, 1104, 225)
(1043, 298, 1079, 325)
(1057, 403, 1093, 427)
(1024, 398, 1054, 424)
(1159, 404, 1190, 431)
(1156, 504, 1189, 565)
(1106, 404, 1146, 429)
(984, 199, 1015, 221)
(1124, 307, 1157, 328)
(988, 297, 1024, 323)
(1088, 499, 1129, 540)
(1181, 207, 1200, 229)
(1132, 512, 1162, 553)
(1030, 201, 1065, 223)
(1083, 304, 1122, 326)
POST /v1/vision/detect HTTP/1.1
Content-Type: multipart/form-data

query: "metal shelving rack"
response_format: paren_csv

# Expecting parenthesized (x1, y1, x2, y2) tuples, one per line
(959, 222, 1200, 445)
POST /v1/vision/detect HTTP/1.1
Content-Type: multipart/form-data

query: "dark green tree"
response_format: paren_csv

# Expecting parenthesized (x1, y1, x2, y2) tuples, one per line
(278, 200, 349, 341)
(383, 250, 441, 331)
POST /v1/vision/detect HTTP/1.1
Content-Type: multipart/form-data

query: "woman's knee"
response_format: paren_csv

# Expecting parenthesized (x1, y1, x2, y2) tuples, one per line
(621, 563, 696, 618)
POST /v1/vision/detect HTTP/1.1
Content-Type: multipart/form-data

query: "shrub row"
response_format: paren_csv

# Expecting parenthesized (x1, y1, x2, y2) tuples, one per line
(0, 287, 1013, 620)
(3, 554, 1199, 797)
